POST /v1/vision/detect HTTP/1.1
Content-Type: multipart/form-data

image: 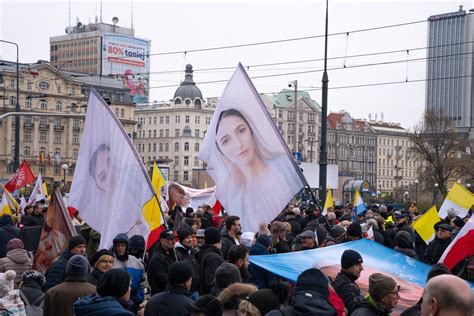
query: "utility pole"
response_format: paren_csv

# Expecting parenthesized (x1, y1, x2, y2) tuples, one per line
(319, 0, 329, 205)
(289, 80, 298, 153)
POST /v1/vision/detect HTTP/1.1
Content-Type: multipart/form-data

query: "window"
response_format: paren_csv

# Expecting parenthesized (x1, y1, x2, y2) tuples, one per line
(194, 157, 200, 166)
(54, 118, 61, 127)
(165, 129, 169, 137)
(195, 129, 200, 138)
(153, 130, 157, 138)
(56, 102, 62, 111)
(148, 130, 151, 138)
(175, 98, 182, 105)
(121, 109, 125, 118)
(10, 80, 15, 89)
(39, 81, 50, 90)
(287, 111, 295, 120)
(206, 117, 211, 125)
(24, 131, 31, 141)
(39, 165, 46, 174)
(54, 165, 61, 175)
(27, 82, 32, 90)
(174, 156, 179, 165)
(153, 144, 156, 152)
(54, 132, 62, 143)
(194, 143, 200, 152)
(73, 119, 80, 129)
(184, 142, 189, 151)
(164, 143, 169, 151)
(159, 116, 164, 124)
(39, 131, 47, 143)
(195, 116, 200, 124)
(25, 98, 32, 108)
(24, 116, 31, 124)
(183, 171, 189, 181)
(175, 115, 181, 123)
(154, 117, 158, 125)
(185, 115, 190, 123)
(40, 100, 47, 110)
(148, 144, 151, 152)
(165, 116, 170, 124)
(23, 146, 31, 156)
(174, 170, 178, 181)
(9, 96, 16, 106)
(159, 143, 163, 152)
(175, 142, 179, 151)
(184, 156, 189, 166)
(72, 133, 79, 144)
(175, 129, 180, 137)
(73, 149, 79, 159)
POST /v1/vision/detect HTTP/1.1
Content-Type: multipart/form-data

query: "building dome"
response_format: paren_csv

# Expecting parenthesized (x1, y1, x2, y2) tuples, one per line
(173, 64, 203, 100)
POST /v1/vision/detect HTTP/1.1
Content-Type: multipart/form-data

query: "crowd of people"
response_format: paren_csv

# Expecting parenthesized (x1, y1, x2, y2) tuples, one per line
(0, 200, 473, 315)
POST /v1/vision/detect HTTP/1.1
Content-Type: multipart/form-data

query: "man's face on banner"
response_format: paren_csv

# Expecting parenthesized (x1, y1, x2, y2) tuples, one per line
(169, 185, 188, 207)
(216, 114, 256, 167)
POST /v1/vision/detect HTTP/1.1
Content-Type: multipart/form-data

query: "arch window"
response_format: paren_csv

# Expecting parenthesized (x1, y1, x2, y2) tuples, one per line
(174, 142, 179, 151)
(194, 143, 200, 152)
(23, 146, 31, 156)
(184, 142, 189, 151)
(175, 98, 182, 105)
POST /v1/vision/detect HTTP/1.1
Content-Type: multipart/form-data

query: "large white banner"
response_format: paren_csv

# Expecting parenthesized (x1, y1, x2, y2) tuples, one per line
(198, 64, 305, 232)
(69, 90, 155, 248)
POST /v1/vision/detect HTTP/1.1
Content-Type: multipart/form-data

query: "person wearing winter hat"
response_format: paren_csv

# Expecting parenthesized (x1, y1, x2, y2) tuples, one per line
(145, 261, 194, 316)
(112, 233, 145, 311)
(249, 234, 276, 289)
(267, 268, 337, 316)
(352, 273, 398, 316)
(394, 231, 418, 259)
(211, 262, 242, 296)
(18, 270, 46, 308)
(239, 289, 281, 316)
(87, 249, 115, 286)
(196, 228, 206, 247)
(299, 230, 318, 250)
(0, 214, 21, 258)
(186, 294, 223, 316)
(423, 223, 454, 264)
(74, 268, 134, 316)
(346, 222, 363, 241)
(148, 229, 177, 295)
(44, 254, 96, 316)
(196, 227, 224, 295)
(0, 238, 32, 288)
(129, 235, 146, 262)
(451, 216, 465, 236)
(175, 228, 200, 294)
(0, 270, 26, 314)
(333, 249, 365, 315)
(44, 234, 87, 291)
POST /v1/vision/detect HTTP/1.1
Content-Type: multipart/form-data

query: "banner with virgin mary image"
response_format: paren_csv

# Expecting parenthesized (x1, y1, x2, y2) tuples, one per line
(198, 64, 305, 232)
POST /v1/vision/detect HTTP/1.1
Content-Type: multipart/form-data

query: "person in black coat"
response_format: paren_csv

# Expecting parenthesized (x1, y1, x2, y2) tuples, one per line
(145, 261, 195, 316)
(21, 204, 45, 227)
(196, 227, 224, 295)
(19, 270, 46, 307)
(44, 235, 87, 290)
(332, 250, 365, 315)
(0, 214, 21, 258)
(423, 223, 454, 265)
(147, 229, 177, 295)
(220, 216, 241, 261)
(175, 228, 200, 293)
(394, 231, 418, 259)
(249, 234, 276, 289)
(87, 249, 115, 286)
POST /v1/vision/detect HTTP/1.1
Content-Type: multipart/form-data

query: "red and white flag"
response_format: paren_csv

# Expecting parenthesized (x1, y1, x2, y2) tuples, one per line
(4, 160, 35, 193)
(439, 215, 474, 269)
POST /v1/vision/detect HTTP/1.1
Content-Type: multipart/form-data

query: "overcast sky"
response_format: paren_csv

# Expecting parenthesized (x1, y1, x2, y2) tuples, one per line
(1, 0, 471, 129)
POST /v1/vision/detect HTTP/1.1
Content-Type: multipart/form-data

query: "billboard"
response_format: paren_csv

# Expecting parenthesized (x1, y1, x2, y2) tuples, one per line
(102, 33, 151, 104)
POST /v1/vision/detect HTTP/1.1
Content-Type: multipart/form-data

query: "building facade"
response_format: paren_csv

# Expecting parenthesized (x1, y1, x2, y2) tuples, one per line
(262, 89, 321, 163)
(426, 6, 474, 130)
(50, 20, 151, 104)
(0, 60, 136, 189)
(327, 111, 377, 189)
(369, 121, 421, 197)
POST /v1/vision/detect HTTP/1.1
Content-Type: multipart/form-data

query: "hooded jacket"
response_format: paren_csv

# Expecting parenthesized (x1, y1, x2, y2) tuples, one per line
(0, 248, 33, 287)
(249, 238, 276, 289)
(74, 294, 134, 316)
(148, 242, 177, 295)
(218, 283, 257, 316)
(196, 244, 224, 295)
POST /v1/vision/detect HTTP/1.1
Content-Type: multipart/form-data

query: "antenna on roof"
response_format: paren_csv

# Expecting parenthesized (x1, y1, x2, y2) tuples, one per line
(100, 0, 103, 23)
(375, 113, 377, 121)
(131, 0, 134, 30)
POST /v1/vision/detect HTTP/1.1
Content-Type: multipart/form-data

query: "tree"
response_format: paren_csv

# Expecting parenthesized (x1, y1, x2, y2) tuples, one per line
(410, 110, 470, 197)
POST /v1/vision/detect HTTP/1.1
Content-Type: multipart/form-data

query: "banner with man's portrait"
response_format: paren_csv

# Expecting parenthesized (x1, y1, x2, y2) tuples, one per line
(198, 64, 305, 232)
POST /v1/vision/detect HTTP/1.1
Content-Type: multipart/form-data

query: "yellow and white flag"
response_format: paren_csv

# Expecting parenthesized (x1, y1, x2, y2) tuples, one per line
(438, 183, 474, 219)
(1, 184, 19, 215)
(412, 205, 440, 244)
(323, 185, 334, 216)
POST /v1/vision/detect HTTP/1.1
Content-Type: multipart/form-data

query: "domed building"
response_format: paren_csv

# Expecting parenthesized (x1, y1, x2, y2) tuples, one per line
(173, 64, 203, 108)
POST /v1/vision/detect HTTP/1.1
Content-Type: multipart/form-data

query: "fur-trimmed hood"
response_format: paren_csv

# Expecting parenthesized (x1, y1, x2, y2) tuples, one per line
(218, 282, 257, 309)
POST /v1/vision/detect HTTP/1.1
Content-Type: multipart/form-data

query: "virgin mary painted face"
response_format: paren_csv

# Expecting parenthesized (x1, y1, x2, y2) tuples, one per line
(216, 114, 257, 167)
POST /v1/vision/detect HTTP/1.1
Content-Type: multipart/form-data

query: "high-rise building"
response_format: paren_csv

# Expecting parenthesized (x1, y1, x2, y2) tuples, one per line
(426, 6, 474, 129)
(50, 20, 151, 104)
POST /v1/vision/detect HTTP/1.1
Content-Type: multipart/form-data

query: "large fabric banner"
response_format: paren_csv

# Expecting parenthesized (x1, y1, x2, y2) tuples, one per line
(69, 90, 155, 248)
(250, 239, 474, 315)
(198, 64, 305, 232)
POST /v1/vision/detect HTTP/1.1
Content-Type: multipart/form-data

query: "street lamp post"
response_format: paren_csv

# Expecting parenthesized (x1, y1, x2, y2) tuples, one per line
(433, 183, 439, 205)
(319, 0, 329, 205)
(288, 80, 298, 153)
(61, 164, 69, 191)
(0, 40, 20, 170)
(414, 179, 419, 202)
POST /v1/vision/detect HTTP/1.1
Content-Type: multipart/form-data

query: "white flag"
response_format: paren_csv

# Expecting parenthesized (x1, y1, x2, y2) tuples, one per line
(367, 226, 374, 240)
(69, 90, 155, 248)
(198, 64, 305, 232)
(28, 173, 45, 206)
(19, 195, 27, 213)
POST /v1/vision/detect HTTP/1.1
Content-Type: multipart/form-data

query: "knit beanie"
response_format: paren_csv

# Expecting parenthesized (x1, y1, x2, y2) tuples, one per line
(168, 261, 193, 285)
(205, 227, 221, 245)
(341, 249, 363, 270)
(97, 268, 130, 298)
(186, 294, 223, 316)
(346, 223, 362, 238)
(0, 270, 16, 297)
(68, 235, 87, 251)
(177, 228, 193, 244)
(368, 273, 397, 301)
(21, 270, 46, 287)
(215, 262, 242, 289)
(7, 238, 24, 251)
(247, 289, 280, 315)
(295, 268, 329, 300)
(66, 254, 90, 278)
(129, 235, 145, 252)
(90, 249, 115, 267)
(453, 217, 465, 228)
(426, 263, 452, 281)
(394, 231, 413, 249)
